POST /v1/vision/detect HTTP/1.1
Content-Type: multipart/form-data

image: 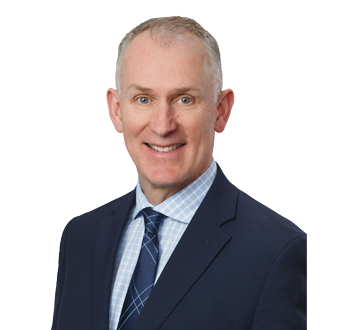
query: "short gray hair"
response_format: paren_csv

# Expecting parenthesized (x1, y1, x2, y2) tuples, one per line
(115, 16, 223, 99)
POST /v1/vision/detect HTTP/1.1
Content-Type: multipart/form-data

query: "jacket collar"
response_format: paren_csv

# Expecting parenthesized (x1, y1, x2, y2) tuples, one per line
(200, 163, 239, 226)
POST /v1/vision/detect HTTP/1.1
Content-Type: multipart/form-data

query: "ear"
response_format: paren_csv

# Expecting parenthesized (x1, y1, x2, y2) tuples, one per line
(107, 88, 123, 133)
(214, 89, 234, 133)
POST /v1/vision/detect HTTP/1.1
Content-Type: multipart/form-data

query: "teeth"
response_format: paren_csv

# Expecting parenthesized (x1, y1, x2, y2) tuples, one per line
(148, 144, 182, 152)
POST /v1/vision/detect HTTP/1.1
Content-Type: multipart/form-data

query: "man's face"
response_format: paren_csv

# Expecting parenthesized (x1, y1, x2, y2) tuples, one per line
(109, 31, 232, 202)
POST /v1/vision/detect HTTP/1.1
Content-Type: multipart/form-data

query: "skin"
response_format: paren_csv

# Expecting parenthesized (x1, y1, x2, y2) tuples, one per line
(107, 31, 234, 205)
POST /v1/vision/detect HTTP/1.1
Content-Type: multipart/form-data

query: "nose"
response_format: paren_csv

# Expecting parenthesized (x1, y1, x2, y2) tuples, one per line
(149, 102, 177, 136)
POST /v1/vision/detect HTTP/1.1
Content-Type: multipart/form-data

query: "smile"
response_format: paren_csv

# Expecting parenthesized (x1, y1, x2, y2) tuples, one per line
(147, 143, 183, 152)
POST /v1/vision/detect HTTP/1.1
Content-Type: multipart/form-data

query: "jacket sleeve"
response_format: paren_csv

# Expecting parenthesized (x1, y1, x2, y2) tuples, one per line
(51, 221, 70, 330)
(251, 234, 307, 330)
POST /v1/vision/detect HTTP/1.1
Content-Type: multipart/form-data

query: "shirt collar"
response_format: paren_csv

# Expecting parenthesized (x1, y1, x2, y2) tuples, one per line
(133, 159, 217, 224)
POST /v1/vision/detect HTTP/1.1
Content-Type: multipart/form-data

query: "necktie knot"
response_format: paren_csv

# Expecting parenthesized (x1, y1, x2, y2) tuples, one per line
(141, 208, 164, 235)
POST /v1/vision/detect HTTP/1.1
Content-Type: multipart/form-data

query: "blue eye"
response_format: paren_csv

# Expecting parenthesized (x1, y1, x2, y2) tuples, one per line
(137, 97, 150, 104)
(178, 97, 192, 104)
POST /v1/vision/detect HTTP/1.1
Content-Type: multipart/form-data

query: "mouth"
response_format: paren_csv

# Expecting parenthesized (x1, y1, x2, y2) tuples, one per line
(146, 143, 184, 153)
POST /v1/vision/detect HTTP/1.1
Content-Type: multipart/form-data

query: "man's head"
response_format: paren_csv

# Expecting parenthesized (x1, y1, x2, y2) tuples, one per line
(107, 17, 234, 205)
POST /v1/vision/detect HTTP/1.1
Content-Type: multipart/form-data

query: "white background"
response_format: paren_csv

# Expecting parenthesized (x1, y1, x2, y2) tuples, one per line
(1, 0, 349, 328)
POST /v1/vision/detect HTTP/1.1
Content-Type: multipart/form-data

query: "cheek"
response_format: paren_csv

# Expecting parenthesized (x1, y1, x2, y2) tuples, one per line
(191, 109, 216, 140)
(122, 111, 147, 141)
(121, 121, 143, 157)
(197, 114, 216, 153)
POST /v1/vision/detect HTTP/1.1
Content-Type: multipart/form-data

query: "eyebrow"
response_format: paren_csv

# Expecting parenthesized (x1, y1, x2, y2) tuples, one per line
(126, 84, 201, 95)
(126, 84, 153, 93)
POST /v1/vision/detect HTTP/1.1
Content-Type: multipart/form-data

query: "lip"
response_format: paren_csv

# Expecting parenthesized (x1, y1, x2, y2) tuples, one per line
(144, 143, 185, 155)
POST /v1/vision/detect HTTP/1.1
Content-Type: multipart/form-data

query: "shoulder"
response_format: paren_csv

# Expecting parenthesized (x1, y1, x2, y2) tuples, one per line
(223, 187, 306, 265)
(237, 189, 305, 238)
(208, 164, 305, 243)
(210, 164, 305, 255)
(63, 190, 135, 237)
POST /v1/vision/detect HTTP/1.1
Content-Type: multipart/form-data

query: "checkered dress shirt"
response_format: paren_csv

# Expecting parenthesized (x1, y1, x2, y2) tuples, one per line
(109, 159, 217, 330)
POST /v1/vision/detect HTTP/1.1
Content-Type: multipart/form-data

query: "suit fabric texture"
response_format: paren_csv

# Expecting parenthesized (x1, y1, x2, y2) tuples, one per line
(52, 165, 306, 330)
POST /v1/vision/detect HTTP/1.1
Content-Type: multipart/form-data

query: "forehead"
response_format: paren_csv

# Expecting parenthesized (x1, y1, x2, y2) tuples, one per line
(126, 30, 208, 59)
(120, 31, 212, 93)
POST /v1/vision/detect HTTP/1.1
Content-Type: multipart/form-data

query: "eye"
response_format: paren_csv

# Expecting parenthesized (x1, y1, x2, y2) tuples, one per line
(137, 97, 151, 104)
(177, 97, 192, 104)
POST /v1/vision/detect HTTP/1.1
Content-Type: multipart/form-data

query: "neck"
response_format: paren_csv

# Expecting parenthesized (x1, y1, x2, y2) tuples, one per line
(138, 159, 213, 206)
(139, 181, 188, 206)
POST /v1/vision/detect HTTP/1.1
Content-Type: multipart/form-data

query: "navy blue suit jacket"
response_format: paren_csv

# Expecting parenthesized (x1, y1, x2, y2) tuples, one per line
(52, 165, 306, 330)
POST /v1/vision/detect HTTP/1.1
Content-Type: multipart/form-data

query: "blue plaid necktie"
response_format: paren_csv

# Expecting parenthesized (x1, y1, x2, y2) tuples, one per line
(117, 208, 164, 330)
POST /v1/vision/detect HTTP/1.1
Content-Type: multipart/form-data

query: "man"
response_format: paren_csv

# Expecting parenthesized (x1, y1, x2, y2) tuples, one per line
(52, 17, 306, 330)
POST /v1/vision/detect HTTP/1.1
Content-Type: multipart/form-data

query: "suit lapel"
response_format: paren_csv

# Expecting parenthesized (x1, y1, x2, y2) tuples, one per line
(134, 165, 239, 330)
(91, 190, 136, 330)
